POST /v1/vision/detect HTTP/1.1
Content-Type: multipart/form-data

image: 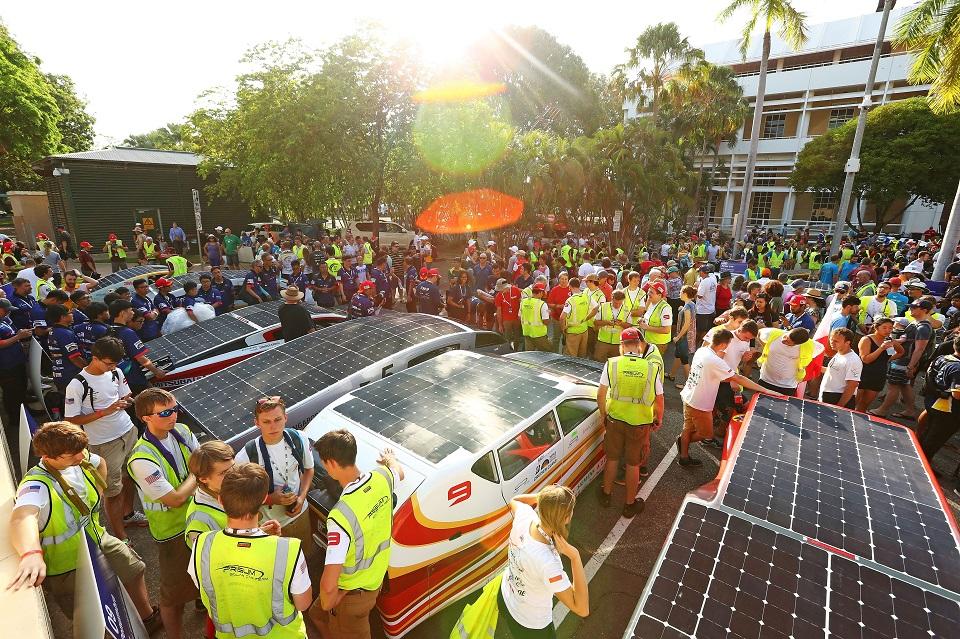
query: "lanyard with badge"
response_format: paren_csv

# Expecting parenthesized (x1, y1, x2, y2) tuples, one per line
(144, 429, 190, 482)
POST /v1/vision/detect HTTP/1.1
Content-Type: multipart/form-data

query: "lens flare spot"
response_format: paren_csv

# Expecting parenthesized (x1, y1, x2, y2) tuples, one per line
(413, 81, 507, 104)
(416, 189, 524, 235)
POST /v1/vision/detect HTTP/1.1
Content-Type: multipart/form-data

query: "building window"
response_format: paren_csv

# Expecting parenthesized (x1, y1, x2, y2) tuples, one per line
(828, 108, 854, 129)
(761, 113, 786, 139)
(699, 193, 721, 223)
(811, 193, 835, 222)
(748, 192, 773, 225)
(754, 169, 777, 187)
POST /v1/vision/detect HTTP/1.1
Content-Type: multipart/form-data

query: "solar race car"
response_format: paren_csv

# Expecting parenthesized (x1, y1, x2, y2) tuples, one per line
(147, 300, 345, 389)
(88, 264, 168, 301)
(301, 349, 606, 638)
(174, 313, 513, 449)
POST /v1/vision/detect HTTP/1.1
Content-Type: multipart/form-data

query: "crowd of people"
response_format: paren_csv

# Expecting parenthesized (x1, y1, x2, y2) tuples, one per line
(2, 220, 960, 639)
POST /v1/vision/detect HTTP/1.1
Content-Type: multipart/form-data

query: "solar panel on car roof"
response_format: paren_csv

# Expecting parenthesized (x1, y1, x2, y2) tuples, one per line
(89, 265, 166, 292)
(175, 313, 464, 441)
(334, 351, 564, 463)
(627, 395, 960, 639)
(147, 316, 257, 364)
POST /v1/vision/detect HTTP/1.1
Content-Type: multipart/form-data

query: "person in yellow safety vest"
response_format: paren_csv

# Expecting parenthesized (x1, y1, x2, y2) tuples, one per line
(691, 242, 706, 260)
(767, 246, 786, 274)
(622, 271, 646, 319)
(142, 236, 158, 262)
(597, 327, 664, 518)
(853, 271, 877, 298)
(325, 246, 343, 278)
(560, 240, 574, 269)
(34, 264, 59, 299)
(362, 238, 374, 265)
(807, 250, 823, 273)
(744, 259, 760, 282)
(520, 282, 551, 351)
(529, 248, 538, 265)
(166, 254, 190, 277)
(638, 281, 672, 355)
(859, 281, 897, 328)
(7, 421, 160, 630)
(560, 277, 591, 357)
(2, 245, 21, 275)
(757, 327, 816, 397)
(586, 289, 633, 362)
(190, 463, 311, 639)
(583, 273, 606, 356)
(104, 234, 128, 273)
(292, 238, 306, 261)
(840, 245, 854, 264)
(313, 428, 404, 638)
(521, 274, 548, 299)
(127, 388, 200, 639)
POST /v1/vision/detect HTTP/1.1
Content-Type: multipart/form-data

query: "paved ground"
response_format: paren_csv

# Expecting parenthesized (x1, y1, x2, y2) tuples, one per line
(40, 252, 960, 639)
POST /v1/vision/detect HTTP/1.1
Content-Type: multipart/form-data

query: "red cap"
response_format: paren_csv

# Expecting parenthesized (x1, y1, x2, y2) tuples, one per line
(155, 277, 174, 288)
(648, 281, 667, 296)
(620, 327, 642, 342)
(790, 295, 807, 305)
(532, 282, 547, 292)
(428, 268, 440, 277)
(359, 280, 376, 291)
(79, 241, 92, 249)
(419, 267, 429, 278)
(888, 277, 902, 287)
(108, 233, 117, 240)
(36, 232, 48, 240)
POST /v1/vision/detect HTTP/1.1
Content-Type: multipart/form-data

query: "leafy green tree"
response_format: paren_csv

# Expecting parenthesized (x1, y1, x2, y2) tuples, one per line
(615, 22, 704, 118)
(123, 122, 193, 151)
(45, 73, 95, 152)
(790, 98, 960, 232)
(718, 0, 807, 253)
(0, 23, 62, 191)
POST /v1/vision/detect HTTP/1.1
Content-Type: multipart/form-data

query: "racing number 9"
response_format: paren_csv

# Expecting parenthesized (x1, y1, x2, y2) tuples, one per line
(448, 481, 471, 506)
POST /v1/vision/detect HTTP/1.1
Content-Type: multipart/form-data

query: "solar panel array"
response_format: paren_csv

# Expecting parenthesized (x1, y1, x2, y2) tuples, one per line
(231, 300, 327, 330)
(175, 313, 464, 441)
(504, 351, 604, 385)
(334, 351, 565, 463)
(164, 270, 247, 292)
(628, 395, 960, 639)
(89, 265, 167, 300)
(148, 315, 260, 364)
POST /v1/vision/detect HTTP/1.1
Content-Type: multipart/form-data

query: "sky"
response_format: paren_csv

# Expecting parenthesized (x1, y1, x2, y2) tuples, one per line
(3, 0, 887, 146)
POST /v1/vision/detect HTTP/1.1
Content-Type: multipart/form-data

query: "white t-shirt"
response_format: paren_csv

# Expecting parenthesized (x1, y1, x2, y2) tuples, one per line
(820, 350, 863, 396)
(188, 529, 310, 595)
(500, 502, 571, 629)
(660, 243, 671, 257)
(704, 327, 752, 371)
(14, 455, 103, 529)
(129, 429, 200, 501)
(235, 431, 314, 525)
(696, 275, 717, 314)
(643, 300, 672, 330)
(680, 347, 735, 411)
(17, 267, 39, 288)
(758, 330, 801, 389)
(64, 369, 134, 445)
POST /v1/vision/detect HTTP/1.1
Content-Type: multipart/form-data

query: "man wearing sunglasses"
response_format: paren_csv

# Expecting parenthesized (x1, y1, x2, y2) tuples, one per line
(128, 388, 200, 639)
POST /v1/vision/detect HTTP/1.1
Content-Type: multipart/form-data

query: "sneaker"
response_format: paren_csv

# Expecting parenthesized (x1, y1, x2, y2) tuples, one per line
(678, 456, 703, 467)
(702, 438, 722, 449)
(676, 436, 682, 454)
(622, 499, 645, 519)
(598, 483, 612, 508)
(639, 465, 650, 478)
(123, 512, 149, 528)
(141, 606, 162, 634)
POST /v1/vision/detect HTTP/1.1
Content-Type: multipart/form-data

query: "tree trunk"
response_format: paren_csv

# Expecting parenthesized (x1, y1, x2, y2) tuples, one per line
(733, 29, 770, 257)
(933, 178, 960, 280)
(689, 139, 708, 225)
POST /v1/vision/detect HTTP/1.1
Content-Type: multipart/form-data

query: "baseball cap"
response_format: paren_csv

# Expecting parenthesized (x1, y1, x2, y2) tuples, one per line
(719, 271, 732, 280)
(532, 282, 547, 292)
(584, 273, 599, 283)
(620, 327, 642, 342)
(666, 266, 679, 274)
(419, 267, 429, 278)
(428, 268, 440, 277)
(888, 277, 902, 287)
(155, 277, 174, 288)
(761, 268, 771, 277)
(698, 264, 712, 273)
(79, 241, 92, 249)
(789, 295, 807, 305)
(834, 281, 851, 291)
(648, 281, 667, 296)
(359, 280, 376, 291)
(0, 298, 12, 311)
(904, 281, 928, 290)
(487, 240, 496, 246)
(909, 299, 934, 311)
(495, 278, 510, 291)
(108, 233, 117, 240)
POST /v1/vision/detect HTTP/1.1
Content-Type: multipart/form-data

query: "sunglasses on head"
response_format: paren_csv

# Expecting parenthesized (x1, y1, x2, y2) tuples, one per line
(150, 405, 181, 418)
(257, 396, 281, 405)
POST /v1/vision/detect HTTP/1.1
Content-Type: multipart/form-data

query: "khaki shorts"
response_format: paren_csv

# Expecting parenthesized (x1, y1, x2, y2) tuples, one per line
(310, 587, 380, 639)
(43, 533, 145, 618)
(593, 341, 620, 362)
(282, 510, 316, 558)
(158, 534, 199, 606)
(683, 404, 714, 440)
(564, 330, 589, 358)
(604, 417, 652, 467)
(89, 428, 138, 498)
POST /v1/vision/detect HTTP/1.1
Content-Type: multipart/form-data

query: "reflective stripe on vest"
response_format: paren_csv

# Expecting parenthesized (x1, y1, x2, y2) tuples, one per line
(292, 245, 305, 260)
(644, 300, 671, 345)
(363, 242, 373, 264)
(185, 498, 228, 548)
(586, 288, 605, 328)
(808, 253, 821, 270)
(22, 458, 105, 575)
(127, 424, 193, 541)
(623, 287, 645, 314)
(856, 283, 877, 298)
(565, 293, 590, 334)
(768, 251, 785, 268)
(519, 298, 548, 338)
(108, 241, 127, 259)
(143, 243, 157, 258)
(197, 532, 304, 638)
(606, 355, 659, 425)
(597, 303, 629, 344)
(327, 467, 393, 590)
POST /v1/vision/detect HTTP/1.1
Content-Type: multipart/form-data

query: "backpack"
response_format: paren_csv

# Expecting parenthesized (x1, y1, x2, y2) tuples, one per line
(243, 428, 306, 492)
(75, 370, 122, 412)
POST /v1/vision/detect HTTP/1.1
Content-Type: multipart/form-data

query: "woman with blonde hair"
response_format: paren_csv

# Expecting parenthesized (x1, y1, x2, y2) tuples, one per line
(498, 485, 589, 637)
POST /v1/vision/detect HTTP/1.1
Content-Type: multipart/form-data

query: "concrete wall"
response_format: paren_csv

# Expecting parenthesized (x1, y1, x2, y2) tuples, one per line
(8, 192, 53, 247)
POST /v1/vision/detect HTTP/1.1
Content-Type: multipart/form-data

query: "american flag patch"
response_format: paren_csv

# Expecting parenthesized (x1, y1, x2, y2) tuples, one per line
(18, 484, 41, 497)
(549, 575, 563, 583)
(145, 470, 162, 485)
(65, 397, 75, 404)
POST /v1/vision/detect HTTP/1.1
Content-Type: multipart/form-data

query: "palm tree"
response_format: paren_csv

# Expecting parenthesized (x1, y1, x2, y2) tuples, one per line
(615, 22, 704, 119)
(718, 0, 807, 255)
(895, 0, 960, 279)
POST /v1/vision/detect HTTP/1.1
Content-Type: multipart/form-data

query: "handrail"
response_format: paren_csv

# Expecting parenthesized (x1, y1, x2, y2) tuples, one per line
(734, 51, 905, 78)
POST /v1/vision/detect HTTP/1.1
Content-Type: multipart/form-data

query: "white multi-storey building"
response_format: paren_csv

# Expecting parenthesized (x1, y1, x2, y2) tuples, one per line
(625, 4, 943, 234)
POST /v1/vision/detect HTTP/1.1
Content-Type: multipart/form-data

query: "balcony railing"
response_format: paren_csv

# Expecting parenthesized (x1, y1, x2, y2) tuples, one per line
(734, 51, 905, 78)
